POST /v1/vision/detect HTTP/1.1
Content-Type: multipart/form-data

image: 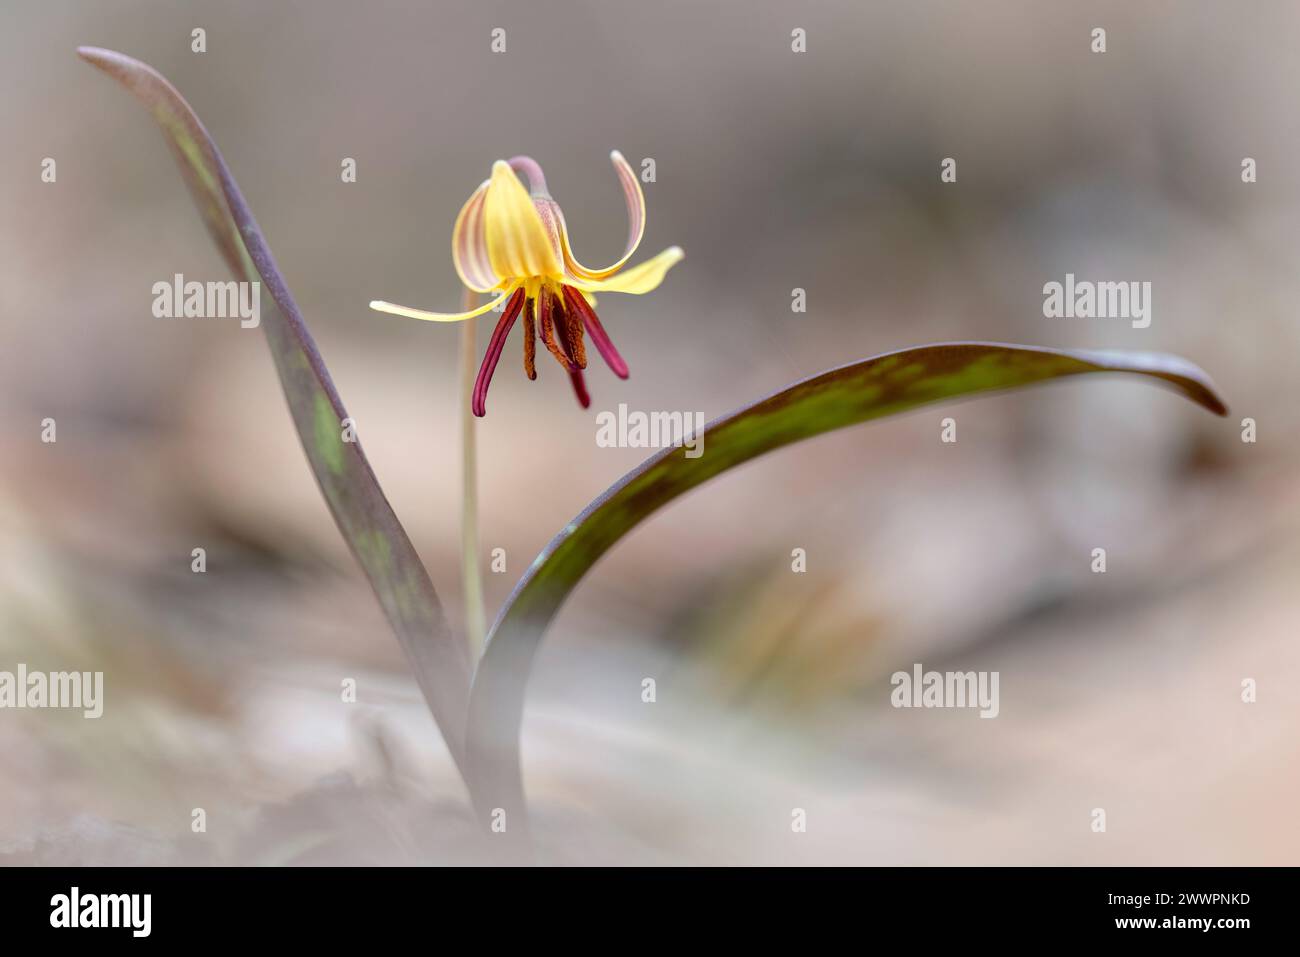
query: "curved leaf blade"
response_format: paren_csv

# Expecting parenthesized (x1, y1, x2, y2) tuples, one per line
(466, 342, 1227, 832)
(78, 47, 471, 773)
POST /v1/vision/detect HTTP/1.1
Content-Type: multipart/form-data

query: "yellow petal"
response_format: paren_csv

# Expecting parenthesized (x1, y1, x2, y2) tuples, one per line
(369, 286, 515, 323)
(484, 161, 563, 280)
(451, 180, 500, 293)
(568, 246, 684, 295)
(557, 150, 646, 282)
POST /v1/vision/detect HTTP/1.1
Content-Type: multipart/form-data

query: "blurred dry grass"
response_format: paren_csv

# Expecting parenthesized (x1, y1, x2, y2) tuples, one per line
(1, 0, 1297, 864)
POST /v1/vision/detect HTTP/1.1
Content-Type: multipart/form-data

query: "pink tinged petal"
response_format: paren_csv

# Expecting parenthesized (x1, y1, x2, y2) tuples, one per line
(508, 156, 564, 264)
(507, 155, 549, 196)
(610, 150, 644, 259)
(484, 161, 563, 279)
(563, 285, 629, 379)
(472, 288, 526, 417)
(452, 180, 499, 293)
(558, 150, 647, 282)
(531, 196, 567, 267)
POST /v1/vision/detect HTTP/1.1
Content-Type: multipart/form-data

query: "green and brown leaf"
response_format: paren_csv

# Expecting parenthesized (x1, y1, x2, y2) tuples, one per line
(466, 342, 1227, 836)
(78, 47, 472, 774)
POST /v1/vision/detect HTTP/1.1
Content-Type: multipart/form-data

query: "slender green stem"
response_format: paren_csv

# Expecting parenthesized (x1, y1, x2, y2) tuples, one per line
(459, 289, 487, 658)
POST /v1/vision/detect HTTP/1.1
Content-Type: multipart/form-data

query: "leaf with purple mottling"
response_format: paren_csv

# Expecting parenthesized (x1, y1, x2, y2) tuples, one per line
(78, 47, 471, 775)
(466, 342, 1227, 838)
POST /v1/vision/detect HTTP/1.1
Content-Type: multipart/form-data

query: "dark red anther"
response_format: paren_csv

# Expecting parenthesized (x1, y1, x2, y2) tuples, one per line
(522, 297, 537, 380)
(537, 285, 574, 370)
(552, 298, 593, 409)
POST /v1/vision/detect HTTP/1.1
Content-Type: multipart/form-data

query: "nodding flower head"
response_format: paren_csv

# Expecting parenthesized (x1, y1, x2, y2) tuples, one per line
(370, 152, 683, 416)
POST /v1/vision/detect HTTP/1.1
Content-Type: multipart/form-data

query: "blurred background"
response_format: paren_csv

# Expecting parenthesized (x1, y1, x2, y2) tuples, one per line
(1, 0, 1297, 864)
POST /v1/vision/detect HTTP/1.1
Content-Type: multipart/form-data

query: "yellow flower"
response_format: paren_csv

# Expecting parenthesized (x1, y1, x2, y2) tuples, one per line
(370, 153, 683, 416)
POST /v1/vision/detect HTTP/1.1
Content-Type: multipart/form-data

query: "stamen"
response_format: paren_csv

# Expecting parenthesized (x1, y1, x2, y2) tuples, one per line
(538, 285, 574, 370)
(523, 296, 537, 380)
(472, 288, 525, 417)
(552, 301, 592, 409)
(565, 303, 587, 369)
(563, 285, 629, 379)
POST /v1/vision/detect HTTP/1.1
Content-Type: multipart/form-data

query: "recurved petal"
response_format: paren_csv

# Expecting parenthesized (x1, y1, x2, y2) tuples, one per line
(567, 246, 684, 296)
(369, 286, 516, 323)
(484, 161, 563, 280)
(507, 155, 549, 196)
(451, 180, 500, 293)
(558, 151, 646, 282)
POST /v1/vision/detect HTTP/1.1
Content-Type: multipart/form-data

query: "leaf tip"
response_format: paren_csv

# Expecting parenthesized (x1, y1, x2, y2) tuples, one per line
(1175, 369, 1229, 418)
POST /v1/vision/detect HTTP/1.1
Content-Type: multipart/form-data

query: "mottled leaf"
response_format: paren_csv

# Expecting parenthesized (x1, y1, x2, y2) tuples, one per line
(466, 342, 1227, 835)
(78, 47, 471, 773)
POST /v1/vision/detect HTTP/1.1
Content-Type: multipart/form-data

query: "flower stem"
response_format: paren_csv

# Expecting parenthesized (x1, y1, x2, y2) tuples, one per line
(459, 289, 487, 658)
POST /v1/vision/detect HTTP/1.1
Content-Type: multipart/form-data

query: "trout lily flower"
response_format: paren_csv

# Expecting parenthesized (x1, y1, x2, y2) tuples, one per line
(370, 152, 683, 416)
